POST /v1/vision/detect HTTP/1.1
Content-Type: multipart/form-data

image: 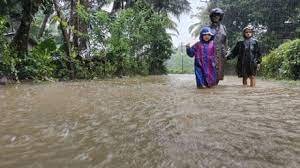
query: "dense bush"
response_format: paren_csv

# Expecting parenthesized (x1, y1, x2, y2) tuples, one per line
(108, 1, 173, 76)
(18, 39, 58, 80)
(261, 39, 300, 80)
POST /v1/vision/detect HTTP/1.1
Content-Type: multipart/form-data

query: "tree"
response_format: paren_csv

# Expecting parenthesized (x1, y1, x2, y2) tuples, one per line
(38, 0, 54, 39)
(145, 0, 190, 16)
(53, 0, 75, 79)
(110, 0, 191, 16)
(74, 0, 90, 58)
(0, 0, 192, 79)
(191, 0, 300, 51)
(10, 0, 42, 54)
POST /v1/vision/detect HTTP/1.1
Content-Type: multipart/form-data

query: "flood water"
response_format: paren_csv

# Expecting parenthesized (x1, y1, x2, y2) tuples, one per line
(0, 75, 299, 168)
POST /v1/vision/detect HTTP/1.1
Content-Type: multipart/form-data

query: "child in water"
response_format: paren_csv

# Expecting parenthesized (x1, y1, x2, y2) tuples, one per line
(186, 27, 217, 88)
(226, 25, 262, 87)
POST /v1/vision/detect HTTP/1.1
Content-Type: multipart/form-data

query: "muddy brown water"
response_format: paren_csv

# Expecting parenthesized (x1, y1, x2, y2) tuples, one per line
(0, 75, 299, 168)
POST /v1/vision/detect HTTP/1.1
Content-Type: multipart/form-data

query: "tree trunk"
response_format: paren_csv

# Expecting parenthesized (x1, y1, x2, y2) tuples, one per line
(53, 0, 75, 79)
(69, 0, 77, 43)
(11, 0, 41, 54)
(37, 13, 51, 39)
(74, 0, 90, 59)
(111, 0, 122, 14)
(78, 0, 89, 55)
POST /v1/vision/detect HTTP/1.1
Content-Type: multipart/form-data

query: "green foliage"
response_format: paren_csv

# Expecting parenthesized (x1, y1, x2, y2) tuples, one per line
(0, 0, 186, 81)
(77, 3, 90, 23)
(47, 0, 174, 79)
(0, 47, 18, 79)
(259, 32, 286, 52)
(0, 16, 8, 54)
(90, 11, 110, 49)
(144, 13, 173, 74)
(144, 0, 191, 17)
(107, 0, 173, 75)
(18, 38, 58, 80)
(0, 16, 17, 78)
(166, 47, 193, 74)
(261, 39, 300, 80)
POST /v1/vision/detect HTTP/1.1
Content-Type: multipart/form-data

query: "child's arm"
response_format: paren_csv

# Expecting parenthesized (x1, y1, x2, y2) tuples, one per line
(254, 41, 262, 70)
(226, 42, 240, 60)
(255, 41, 262, 64)
(186, 44, 195, 57)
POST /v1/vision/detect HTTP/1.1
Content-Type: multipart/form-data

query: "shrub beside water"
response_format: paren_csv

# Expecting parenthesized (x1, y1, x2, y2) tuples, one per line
(261, 39, 300, 80)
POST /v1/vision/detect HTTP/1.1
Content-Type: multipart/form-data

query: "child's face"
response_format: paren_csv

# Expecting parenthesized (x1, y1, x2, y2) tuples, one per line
(203, 34, 212, 42)
(244, 30, 253, 38)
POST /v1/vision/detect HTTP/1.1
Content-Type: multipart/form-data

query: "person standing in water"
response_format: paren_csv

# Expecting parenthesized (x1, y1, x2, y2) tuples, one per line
(186, 27, 218, 89)
(226, 25, 262, 87)
(209, 8, 228, 83)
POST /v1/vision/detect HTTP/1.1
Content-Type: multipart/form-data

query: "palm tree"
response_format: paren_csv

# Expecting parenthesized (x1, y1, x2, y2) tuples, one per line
(188, 6, 210, 38)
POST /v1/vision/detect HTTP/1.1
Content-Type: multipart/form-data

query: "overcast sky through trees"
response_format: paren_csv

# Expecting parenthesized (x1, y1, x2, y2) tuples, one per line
(170, 0, 207, 47)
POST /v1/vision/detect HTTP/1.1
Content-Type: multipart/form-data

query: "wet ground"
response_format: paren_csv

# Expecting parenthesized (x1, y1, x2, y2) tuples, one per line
(0, 75, 299, 168)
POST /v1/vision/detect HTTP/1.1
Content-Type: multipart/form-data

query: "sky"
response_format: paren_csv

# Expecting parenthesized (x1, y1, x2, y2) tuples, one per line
(169, 0, 207, 47)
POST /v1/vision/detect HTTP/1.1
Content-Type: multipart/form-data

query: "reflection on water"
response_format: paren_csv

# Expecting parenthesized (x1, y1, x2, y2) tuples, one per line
(0, 75, 299, 168)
